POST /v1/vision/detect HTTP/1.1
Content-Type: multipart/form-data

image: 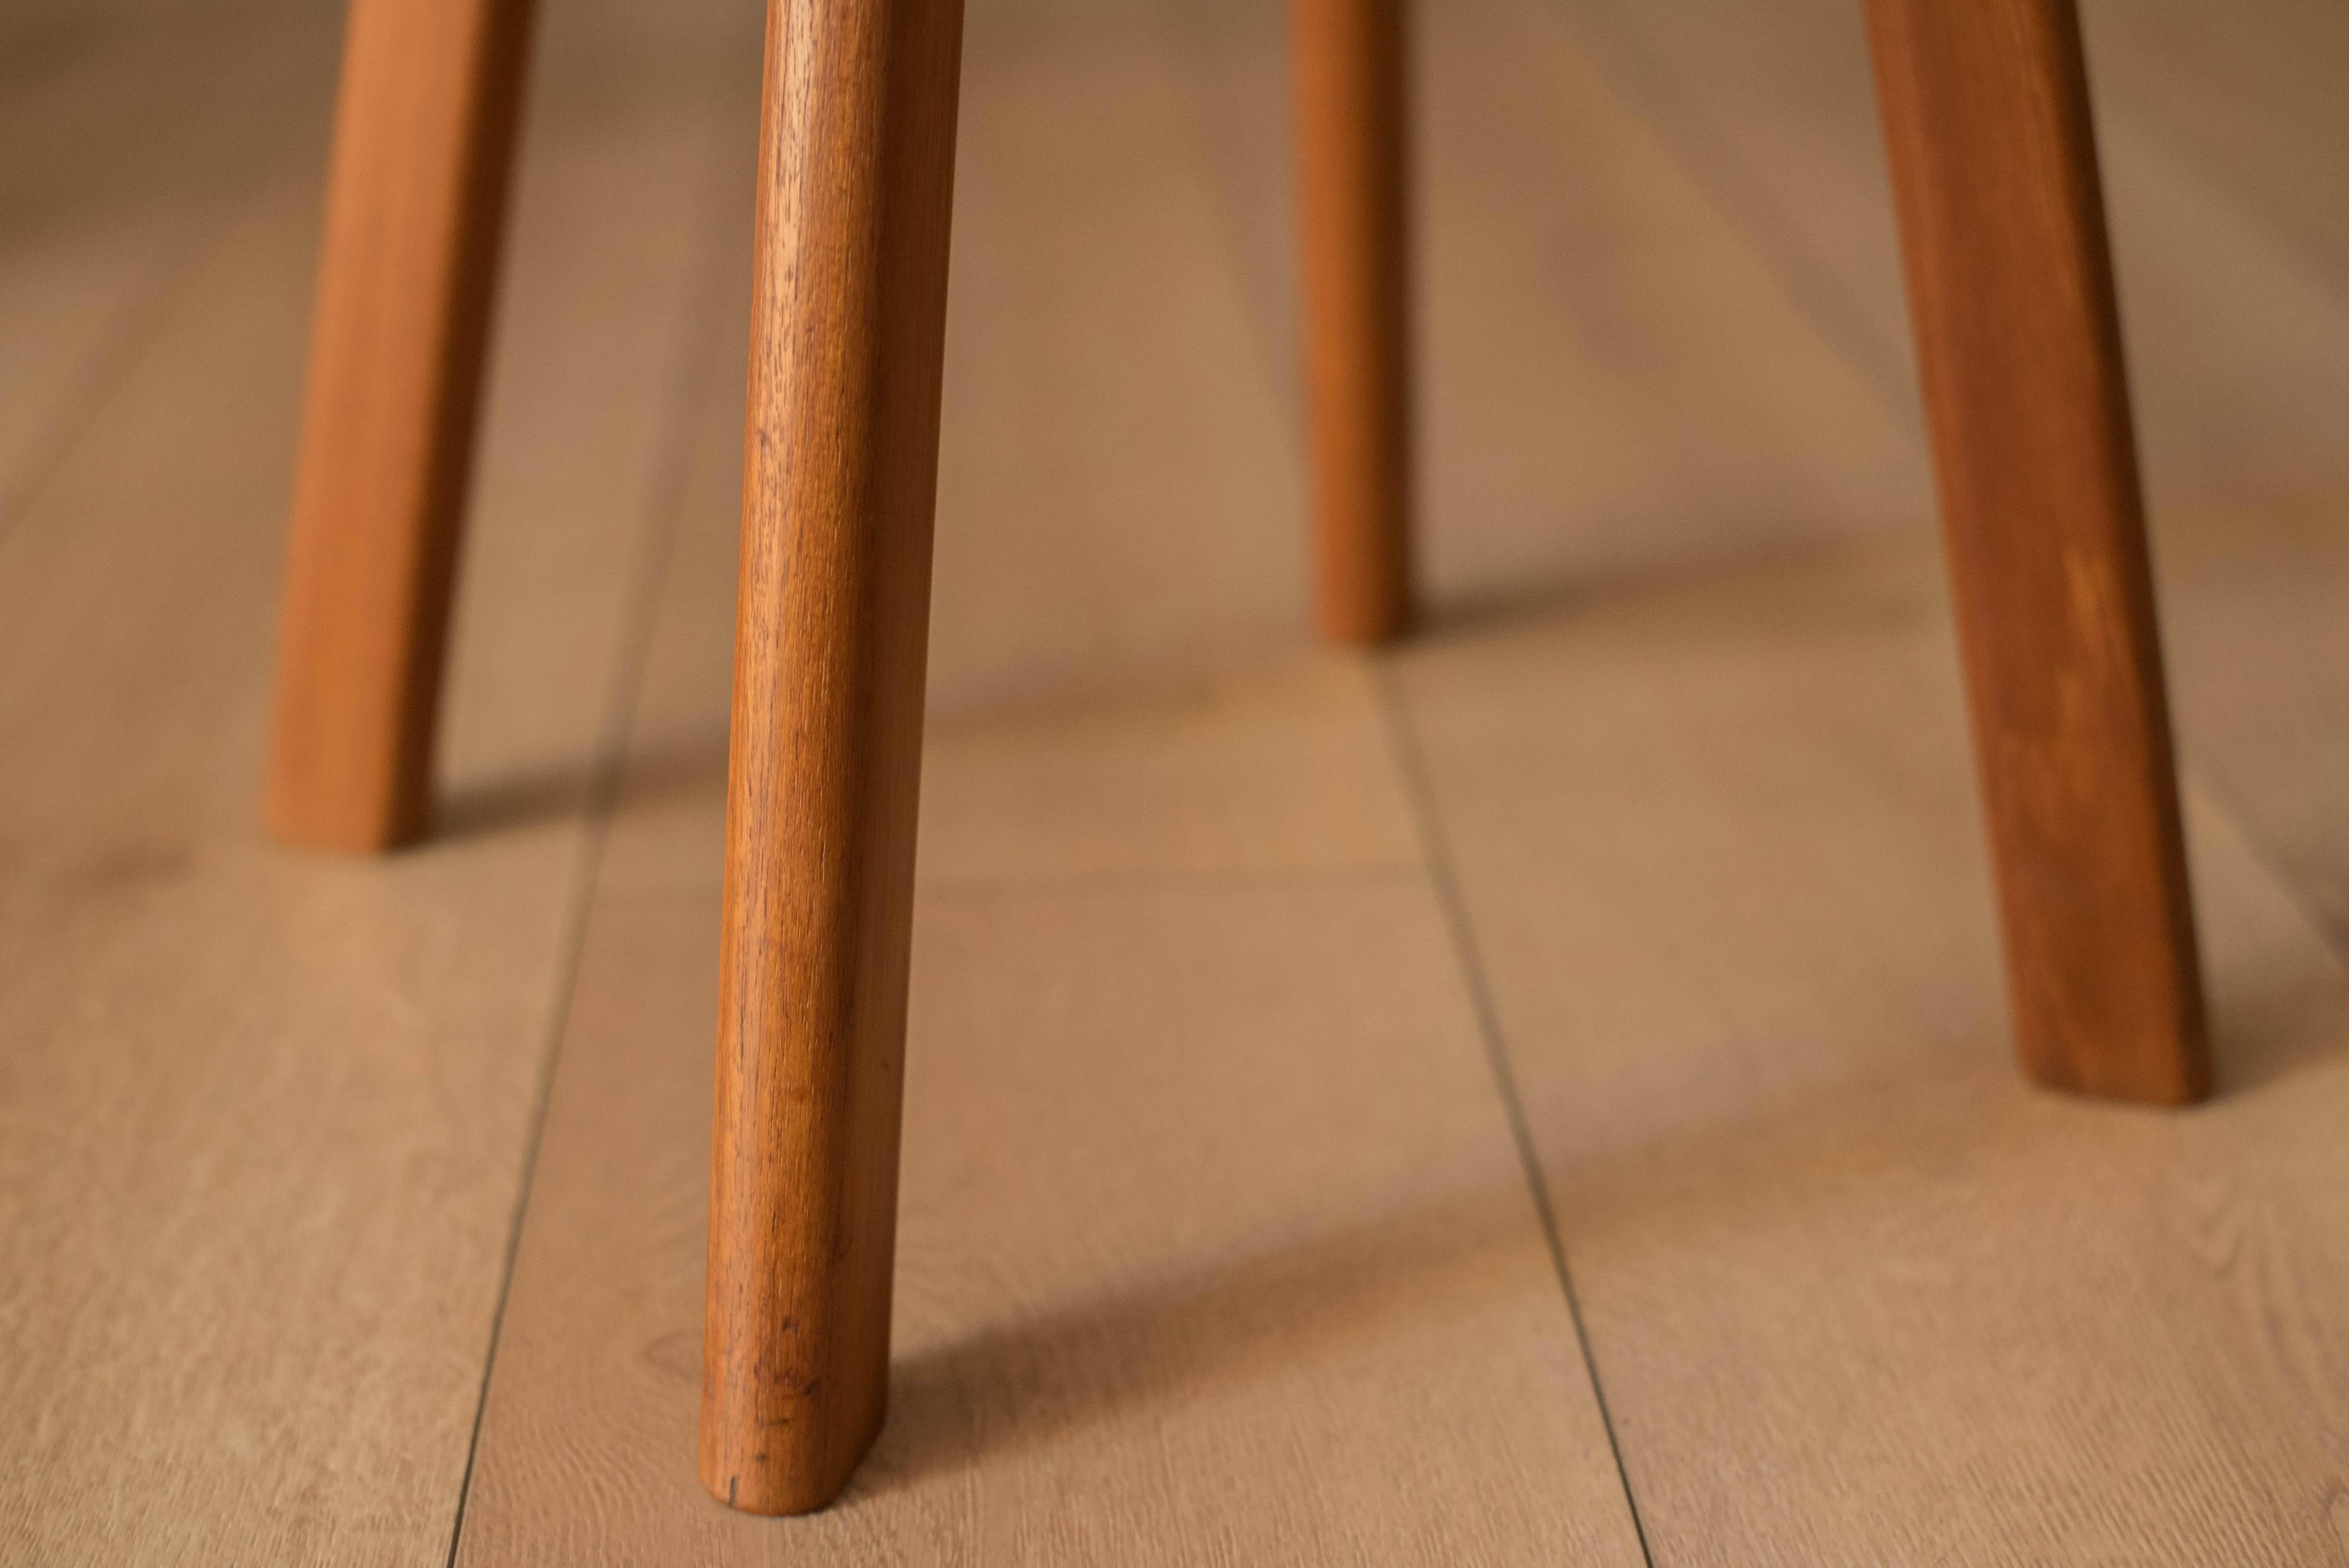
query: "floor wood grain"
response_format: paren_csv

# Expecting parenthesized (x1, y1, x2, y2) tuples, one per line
(1393, 541, 2349, 1564)
(448, 3, 1646, 1554)
(7, 0, 2349, 1560)
(0, 1, 343, 542)
(0, 0, 764, 1560)
(455, 872, 1650, 1564)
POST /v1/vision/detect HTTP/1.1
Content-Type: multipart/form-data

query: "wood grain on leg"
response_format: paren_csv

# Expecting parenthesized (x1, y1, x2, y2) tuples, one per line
(266, 0, 535, 851)
(1864, 0, 2208, 1103)
(1295, 0, 1412, 643)
(700, 0, 966, 1517)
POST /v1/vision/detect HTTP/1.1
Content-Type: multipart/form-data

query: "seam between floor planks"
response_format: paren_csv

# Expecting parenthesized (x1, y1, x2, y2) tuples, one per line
(0, 221, 236, 553)
(438, 84, 765, 1568)
(0, 4, 781, 1558)
(1370, 659, 1661, 1568)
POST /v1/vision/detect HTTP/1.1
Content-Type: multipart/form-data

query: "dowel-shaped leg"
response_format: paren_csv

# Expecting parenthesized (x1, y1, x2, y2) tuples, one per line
(267, 0, 536, 851)
(1865, 0, 2208, 1104)
(1295, 0, 1413, 643)
(700, 0, 966, 1517)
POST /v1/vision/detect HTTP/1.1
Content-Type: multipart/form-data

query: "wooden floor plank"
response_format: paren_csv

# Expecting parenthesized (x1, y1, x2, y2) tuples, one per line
(920, 0, 1315, 715)
(455, 871, 1649, 1565)
(1404, 6, 2349, 1556)
(1420, 0, 1928, 615)
(0, 1, 344, 541)
(0, 2, 763, 1559)
(449, 2, 1649, 1558)
(1394, 539, 2349, 1564)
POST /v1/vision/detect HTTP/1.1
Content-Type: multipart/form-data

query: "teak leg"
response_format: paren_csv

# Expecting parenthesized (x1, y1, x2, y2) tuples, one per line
(267, 0, 536, 851)
(1295, 0, 1413, 643)
(700, 0, 966, 1517)
(1865, 0, 2208, 1104)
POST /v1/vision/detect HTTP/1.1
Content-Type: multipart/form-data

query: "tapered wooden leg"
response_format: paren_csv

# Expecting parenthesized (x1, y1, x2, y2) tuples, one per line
(700, 0, 966, 1518)
(267, 0, 536, 851)
(1295, 0, 1412, 644)
(1865, 0, 2208, 1104)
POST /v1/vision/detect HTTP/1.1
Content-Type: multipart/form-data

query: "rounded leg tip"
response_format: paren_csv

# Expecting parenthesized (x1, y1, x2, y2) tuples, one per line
(698, 1390, 885, 1517)
(698, 1446, 859, 1517)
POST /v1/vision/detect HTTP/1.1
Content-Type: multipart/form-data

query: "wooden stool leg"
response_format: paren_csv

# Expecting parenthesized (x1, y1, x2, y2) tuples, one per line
(1865, 0, 2209, 1104)
(699, 0, 966, 1517)
(267, 0, 536, 852)
(1295, 0, 1412, 644)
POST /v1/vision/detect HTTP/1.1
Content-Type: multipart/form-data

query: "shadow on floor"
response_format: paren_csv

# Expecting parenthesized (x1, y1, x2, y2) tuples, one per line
(844, 1188, 1546, 1501)
(432, 730, 731, 844)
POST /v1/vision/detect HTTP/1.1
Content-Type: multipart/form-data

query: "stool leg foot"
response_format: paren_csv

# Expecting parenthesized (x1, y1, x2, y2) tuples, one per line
(1866, 0, 2209, 1104)
(267, 0, 536, 851)
(1295, 0, 1413, 644)
(699, 0, 966, 1517)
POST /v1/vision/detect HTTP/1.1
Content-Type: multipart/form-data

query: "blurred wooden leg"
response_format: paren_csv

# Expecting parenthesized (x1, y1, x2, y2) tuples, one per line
(1865, 0, 2208, 1104)
(266, 0, 535, 851)
(1295, 0, 1412, 643)
(699, 0, 966, 1517)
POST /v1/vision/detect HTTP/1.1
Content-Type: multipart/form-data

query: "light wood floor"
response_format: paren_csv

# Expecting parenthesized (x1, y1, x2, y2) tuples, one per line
(7, 0, 2349, 1561)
